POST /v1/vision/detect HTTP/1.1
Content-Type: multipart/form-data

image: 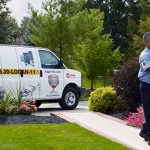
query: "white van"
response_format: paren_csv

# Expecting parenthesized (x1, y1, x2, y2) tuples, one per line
(0, 45, 86, 110)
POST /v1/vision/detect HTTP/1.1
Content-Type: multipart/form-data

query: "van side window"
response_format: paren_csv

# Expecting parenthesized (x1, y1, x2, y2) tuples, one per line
(39, 50, 59, 69)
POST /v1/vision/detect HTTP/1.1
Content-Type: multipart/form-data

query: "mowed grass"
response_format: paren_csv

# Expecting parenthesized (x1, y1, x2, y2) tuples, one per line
(83, 77, 112, 89)
(0, 123, 130, 150)
(81, 77, 112, 101)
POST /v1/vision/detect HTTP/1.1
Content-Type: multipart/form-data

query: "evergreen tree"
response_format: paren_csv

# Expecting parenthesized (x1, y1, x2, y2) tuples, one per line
(29, 0, 82, 66)
(84, 0, 128, 53)
(84, 0, 143, 57)
(20, 17, 34, 46)
(0, 0, 20, 44)
(140, 0, 150, 20)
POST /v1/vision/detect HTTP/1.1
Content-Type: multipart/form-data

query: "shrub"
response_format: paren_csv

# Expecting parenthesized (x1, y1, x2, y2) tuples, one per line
(126, 106, 144, 128)
(0, 87, 5, 99)
(0, 92, 12, 115)
(88, 87, 125, 114)
(0, 90, 37, 115)
(113, 58, 140, 112)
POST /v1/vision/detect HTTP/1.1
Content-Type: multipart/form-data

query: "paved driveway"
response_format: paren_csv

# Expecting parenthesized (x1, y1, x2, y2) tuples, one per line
(34, 101, 88, 116)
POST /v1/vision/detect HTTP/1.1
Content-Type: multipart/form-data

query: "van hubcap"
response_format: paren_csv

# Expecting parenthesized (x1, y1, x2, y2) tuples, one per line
(65, 92, 76, 106)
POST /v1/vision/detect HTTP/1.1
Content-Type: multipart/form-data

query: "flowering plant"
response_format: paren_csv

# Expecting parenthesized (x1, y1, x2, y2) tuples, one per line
(17, 100, 37, 115)
(126, 106, 144, 128)
(28, 99, 36, 105)
(0, 87, 37, 115)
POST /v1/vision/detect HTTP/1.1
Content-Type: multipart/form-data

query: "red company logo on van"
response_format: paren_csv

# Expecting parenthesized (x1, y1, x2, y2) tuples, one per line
(48, 74, 59, 89)
(66, 73, 76, 78)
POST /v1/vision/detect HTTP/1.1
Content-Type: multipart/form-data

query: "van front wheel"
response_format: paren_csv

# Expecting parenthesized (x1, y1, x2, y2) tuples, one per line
(59, 87, 79, 110)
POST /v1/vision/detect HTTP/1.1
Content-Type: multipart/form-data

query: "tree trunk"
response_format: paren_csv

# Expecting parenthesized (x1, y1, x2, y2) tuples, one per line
(91, 79, 94, 90)
(59, 41, 63, 59)
(103, 76, 106, 87)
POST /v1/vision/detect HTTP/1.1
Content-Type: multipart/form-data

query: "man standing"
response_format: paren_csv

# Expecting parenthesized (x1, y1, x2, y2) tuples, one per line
(138, 32, 150, 145)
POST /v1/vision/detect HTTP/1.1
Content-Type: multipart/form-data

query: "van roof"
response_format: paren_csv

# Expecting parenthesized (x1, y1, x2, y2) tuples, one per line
(0, 44, 45, 49)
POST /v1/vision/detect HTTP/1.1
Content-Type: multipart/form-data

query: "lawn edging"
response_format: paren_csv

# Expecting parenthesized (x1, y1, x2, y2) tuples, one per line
(93, 112, 127, 125)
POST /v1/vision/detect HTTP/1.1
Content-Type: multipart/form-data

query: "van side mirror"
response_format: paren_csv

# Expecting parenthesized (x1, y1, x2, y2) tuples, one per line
(59, 59, 63, 67)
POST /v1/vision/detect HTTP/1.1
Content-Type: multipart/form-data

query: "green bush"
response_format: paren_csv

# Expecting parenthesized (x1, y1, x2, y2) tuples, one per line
(88, 87, 125, 113)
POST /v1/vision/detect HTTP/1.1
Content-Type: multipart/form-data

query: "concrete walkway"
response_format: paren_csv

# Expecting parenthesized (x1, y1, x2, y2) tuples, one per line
(34, 102, 150, 150)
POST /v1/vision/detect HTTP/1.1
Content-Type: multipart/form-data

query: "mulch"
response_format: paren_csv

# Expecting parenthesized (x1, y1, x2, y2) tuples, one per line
(0, 113, 68, 125)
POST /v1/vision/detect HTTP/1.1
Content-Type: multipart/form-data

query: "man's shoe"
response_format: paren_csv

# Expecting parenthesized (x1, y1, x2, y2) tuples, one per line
(147, 133, 150, 145)
(139, 130, 148, 141)
(148, 138, 150, 145)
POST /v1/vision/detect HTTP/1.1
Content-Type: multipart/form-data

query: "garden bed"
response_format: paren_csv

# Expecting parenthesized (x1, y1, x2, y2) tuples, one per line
(0, 113, 68, 125)
(110, 111, 128, 120)
(105, 107, 144, 128)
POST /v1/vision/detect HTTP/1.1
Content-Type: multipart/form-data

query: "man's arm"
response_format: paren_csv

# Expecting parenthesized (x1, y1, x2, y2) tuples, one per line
(141, 61, 150, 72)
(141, 55, 150, 72)
(146, 68, 150, 72)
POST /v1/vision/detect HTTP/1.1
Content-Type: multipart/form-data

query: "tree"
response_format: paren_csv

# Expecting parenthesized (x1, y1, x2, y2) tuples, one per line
(125, 0, 150, 59)
(0, 16, 20, 44)
(83, 0, 149, 59)
(29, 0, 82, 66)
(20, 17, 34, 46)
(72, 9, 121, 89)
(84, 0, 128, 54)
(125, 0, 150, 58)
(0, 0, 10, 17)
(132, 16, 150, 56)
(140, 0, 150, 20)
(0, 0, 20, 44)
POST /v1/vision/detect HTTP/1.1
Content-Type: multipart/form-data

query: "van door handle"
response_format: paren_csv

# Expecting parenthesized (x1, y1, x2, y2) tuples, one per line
(40, 70, 43, 77)
(20, 70, 23, 77)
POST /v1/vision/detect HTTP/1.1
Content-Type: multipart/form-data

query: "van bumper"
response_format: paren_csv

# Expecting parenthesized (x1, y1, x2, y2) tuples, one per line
(79, 87, 86, 97)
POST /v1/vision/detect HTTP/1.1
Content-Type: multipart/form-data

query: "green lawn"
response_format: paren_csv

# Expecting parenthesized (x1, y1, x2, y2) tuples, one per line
(81, 77, 112, 101)
(83, 77, 112, 89)
(0, 123, 130, 150)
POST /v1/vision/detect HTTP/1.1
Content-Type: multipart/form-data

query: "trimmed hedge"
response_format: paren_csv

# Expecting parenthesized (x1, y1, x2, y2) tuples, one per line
(88, 87, 125, 114)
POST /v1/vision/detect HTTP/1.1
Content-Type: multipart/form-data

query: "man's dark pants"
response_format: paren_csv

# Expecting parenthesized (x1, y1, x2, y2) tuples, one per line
(140, 81, 150, 135)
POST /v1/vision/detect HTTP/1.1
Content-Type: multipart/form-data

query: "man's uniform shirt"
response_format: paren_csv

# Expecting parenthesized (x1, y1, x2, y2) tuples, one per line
(138, 47, 150, 84)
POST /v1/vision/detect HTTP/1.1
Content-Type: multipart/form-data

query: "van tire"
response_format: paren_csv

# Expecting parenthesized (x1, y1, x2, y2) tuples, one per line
(59, 87, 79, 110)
(35, 101, 41, 108)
